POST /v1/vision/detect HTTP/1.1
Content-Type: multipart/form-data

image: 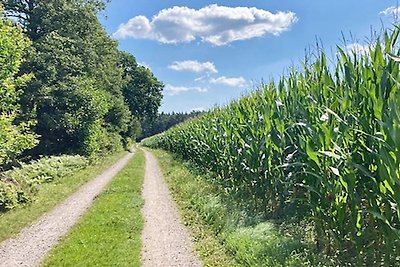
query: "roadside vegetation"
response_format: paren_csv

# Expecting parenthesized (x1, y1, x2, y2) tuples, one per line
(1, 0, 163, 169)
(0, 155, 88, 212)
(143, 27, 400, 266)
(153, 149, 332, 267)
(42, 150, 145, 267)
(0, 150, 127, 242)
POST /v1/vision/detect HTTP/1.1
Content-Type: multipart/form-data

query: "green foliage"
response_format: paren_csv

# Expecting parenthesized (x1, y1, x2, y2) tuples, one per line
(0, 5, 37, 167)
(0, 116, 37, 167)
(19, 0, 130, 156)
(120, 52, 164, 122)
(33, 76, 111, 156)
(0, 178, 27, 212)
(3, 0, 109, 40)
(143, 28, 400, 265)
(2, 1, 164, 158)
(3, 0, 163, 157)
(225, 223, 309, 267)
(153, 149, 330, 267)
(139, 111, 203, 141)
(0, 155, 88, 211)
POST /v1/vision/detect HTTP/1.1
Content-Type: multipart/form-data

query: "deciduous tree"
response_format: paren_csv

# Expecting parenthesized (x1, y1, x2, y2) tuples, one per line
(4, 0, 131, 156)
(120, 52, 164, 122)
(0, 5, 37, 168)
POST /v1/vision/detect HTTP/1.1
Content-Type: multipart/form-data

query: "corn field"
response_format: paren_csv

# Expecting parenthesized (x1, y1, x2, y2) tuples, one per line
(143, 28, 400, 265)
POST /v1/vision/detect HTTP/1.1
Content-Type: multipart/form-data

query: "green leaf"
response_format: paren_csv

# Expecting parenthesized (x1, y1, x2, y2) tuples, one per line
(306, 143, 320, 166)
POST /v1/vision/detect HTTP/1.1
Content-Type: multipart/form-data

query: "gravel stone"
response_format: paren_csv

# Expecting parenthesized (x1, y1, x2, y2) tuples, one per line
(141, 151, 202, 267)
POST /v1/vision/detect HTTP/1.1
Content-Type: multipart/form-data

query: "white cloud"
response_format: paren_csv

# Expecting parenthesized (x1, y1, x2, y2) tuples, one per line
(345, 43, 372, 55)
(380, 6, 400, 16)
(194, 76, 207, 82)
(168, 60, 217, 73)
(164, 84, 208, 95)
(210, 76, 247, 87)
(113, 5, 297, 46)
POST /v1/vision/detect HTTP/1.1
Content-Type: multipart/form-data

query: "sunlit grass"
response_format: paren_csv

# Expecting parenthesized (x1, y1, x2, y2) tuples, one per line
(0, 150, 127, 242)
(42, 150, 145, 267)
(152, 149, 331, 267)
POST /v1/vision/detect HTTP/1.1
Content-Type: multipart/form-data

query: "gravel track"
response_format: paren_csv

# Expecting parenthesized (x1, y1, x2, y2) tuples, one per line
(0, 151, 135, 267)
(141, 151, 202, 267)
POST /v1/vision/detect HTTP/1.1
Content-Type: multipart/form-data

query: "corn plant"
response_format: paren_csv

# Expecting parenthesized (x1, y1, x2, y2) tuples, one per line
(143, 27, 400, 266)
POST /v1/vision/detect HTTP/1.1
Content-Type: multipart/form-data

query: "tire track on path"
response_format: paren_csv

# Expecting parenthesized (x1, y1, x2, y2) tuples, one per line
(141, 150, 202, 267)
(0, 150, 135, 267)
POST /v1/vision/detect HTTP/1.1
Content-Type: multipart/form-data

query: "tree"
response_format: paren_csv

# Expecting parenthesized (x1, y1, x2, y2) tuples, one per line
(4, 0, 132, 156)
(3, 0, 109, 40)
(3, 0, 165, 156)
(0, 5, 37, 168)
(120, 52, 164, 122)
(139, 111, 203, 140)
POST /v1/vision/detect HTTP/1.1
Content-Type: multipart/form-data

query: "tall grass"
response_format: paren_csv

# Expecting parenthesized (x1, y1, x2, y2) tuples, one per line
(143, 27, 400, 265)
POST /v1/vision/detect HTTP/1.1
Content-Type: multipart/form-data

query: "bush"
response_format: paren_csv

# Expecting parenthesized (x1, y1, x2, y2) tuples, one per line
(0, 155, 88, 212)
(0, 176, 29, 211)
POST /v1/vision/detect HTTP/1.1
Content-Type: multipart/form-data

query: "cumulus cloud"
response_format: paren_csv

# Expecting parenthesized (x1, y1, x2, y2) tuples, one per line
(164, 84, 208, 95)
(168, 60, 217, 73)
(210, 76, 247, 87)
(380, 6, 400, 16)
(113, 5, 297, 46)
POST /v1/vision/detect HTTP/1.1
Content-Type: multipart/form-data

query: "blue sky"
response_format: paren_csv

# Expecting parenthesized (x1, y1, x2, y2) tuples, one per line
(100, 1, 398, 113)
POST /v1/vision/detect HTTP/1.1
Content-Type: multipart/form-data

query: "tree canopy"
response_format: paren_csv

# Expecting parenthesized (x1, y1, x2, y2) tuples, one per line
(139, 111, 203, 141)
(120, 52, 164, 122)
(0, 0, 164, 161)
(0, 5, 37, 168)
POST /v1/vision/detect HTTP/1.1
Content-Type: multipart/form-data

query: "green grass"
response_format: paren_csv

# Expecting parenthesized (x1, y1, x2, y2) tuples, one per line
(42, 149, 145, 267)
(152, 149, 333, 267)
(0, 150, 127, 242)
(152, 149, 238, 267)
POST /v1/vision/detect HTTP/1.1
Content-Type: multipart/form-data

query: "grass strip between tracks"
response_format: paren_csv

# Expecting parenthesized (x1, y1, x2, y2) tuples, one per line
(43, 149, 145, 267)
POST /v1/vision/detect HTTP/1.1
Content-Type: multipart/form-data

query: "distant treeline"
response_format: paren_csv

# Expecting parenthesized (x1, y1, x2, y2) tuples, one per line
(139, 111, 203, 141)
(0, 0, 164, 169)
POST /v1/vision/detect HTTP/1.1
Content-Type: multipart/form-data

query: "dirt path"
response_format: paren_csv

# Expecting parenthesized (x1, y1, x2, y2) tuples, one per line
(0, 151, 135, 267)
(141, 151, 202, 267)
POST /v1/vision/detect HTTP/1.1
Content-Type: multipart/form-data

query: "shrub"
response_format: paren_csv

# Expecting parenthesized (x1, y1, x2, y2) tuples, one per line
(0, 155, 88, 212)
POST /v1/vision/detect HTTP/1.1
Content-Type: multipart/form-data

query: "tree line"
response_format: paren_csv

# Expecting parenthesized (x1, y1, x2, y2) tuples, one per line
(139, 111, 204, 141)
(0, 0, 164, 168)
